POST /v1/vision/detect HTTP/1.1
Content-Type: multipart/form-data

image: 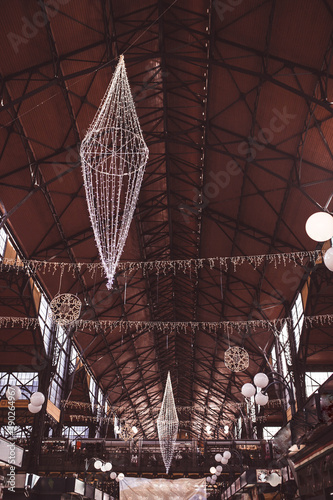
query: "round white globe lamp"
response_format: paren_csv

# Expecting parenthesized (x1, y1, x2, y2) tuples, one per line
(255, 392, 269, 406)
(241, 383, 256, 398)
(6, 386, 21, 401)
(324, 248, 333, 271)
(305, 212, 333, 242)
(28, 403, 42, 413)
(267, 472, 281, 487)
(30, 392, 45, 406)
(254, 372, 269, 388)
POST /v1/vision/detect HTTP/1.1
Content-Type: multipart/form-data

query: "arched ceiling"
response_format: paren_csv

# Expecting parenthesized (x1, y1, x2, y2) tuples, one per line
(0, 0, 333, 439)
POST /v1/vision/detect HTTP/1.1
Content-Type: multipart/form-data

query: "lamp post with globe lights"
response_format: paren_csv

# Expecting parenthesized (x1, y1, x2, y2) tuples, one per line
(84, 458, 113, 473)
(241, 372, 296, 420)
(214, 448, 244, 490)
(241, 371, 296, 445)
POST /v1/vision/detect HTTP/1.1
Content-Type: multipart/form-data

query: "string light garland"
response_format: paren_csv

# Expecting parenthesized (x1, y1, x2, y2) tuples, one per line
(0, 249, 323, 278)
(80, 55, 149, 289)
(1, 314, 333, 334)
(157, 372, 179, 474)
(119, 422, 137, 441)
(64, 399, 284, 429)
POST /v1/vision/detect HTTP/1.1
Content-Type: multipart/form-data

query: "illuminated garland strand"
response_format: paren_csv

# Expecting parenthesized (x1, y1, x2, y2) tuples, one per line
(62, 399, 284, 414)
(61, 398, 285, 410)
(0, 249, 323, 278)
(1, 314, 332, 333)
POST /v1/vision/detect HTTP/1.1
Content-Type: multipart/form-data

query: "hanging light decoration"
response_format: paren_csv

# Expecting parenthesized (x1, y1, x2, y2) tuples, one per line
(119, 422, 136, 441)
(80, 55, 149, 289)
(324, 247, 333, 271)
(157, 372, 179, 474)
(224, 346, 249, 372)
(49, 293, 81, 326)
(305, 212, 333, 242)
(28, 391, 45, 414)
(6, 386, 21, 401)
(241, 373, 270, 407)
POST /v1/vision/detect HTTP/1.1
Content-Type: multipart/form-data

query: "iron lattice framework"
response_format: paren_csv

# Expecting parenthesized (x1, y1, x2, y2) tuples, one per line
(0, 0, 332, 441)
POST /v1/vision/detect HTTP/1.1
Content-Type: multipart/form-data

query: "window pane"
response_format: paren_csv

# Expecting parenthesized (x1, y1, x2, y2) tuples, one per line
(263, 426, 281, 440)
(305, 372, 333, 398)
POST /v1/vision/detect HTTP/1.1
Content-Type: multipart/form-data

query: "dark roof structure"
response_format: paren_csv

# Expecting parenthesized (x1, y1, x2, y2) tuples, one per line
(0, 0, 333, 443)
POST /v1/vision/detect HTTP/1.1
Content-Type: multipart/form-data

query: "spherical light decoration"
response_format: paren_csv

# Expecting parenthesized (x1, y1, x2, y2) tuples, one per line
(110, 472, 117, 480)
(206, 477, 211, 483)
(49, 293, 81, 326)
(224, 346, 249, 372)
(28, 403, 42, 413)
(324, 248, 333, 272)
(6, 386, 21, 401)
(241, 383, 256, 398)
(305, 212, 333, 242)
(267, 472, 281, 487)
(101, 465, 106, 472)
(221, 457, 228, 465)
(223, 451, 231, 460)
(255, 392, 269, 406)
(216, 471, 221, 476)
(94, 460, 102, 470)
(120, 422, 136, 441)
(116, 477, 120, 482)
(105, 462, 112, 471)
(118, 473, 125, 481)
(216, 465, 222, 473)
(210, 467, 216, 474)
(132, 426, 138, 434)
(30, 392, 45, 407)
(254, 372, 269, 388)
(215, 453, 222, 462)
(211, 479, 216, 485)
(212, 474, 217, 481)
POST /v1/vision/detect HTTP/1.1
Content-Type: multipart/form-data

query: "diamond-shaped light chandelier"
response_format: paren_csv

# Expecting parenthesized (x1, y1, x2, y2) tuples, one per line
(80, 55, 149, 289)
(157, 372, 179, 474)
